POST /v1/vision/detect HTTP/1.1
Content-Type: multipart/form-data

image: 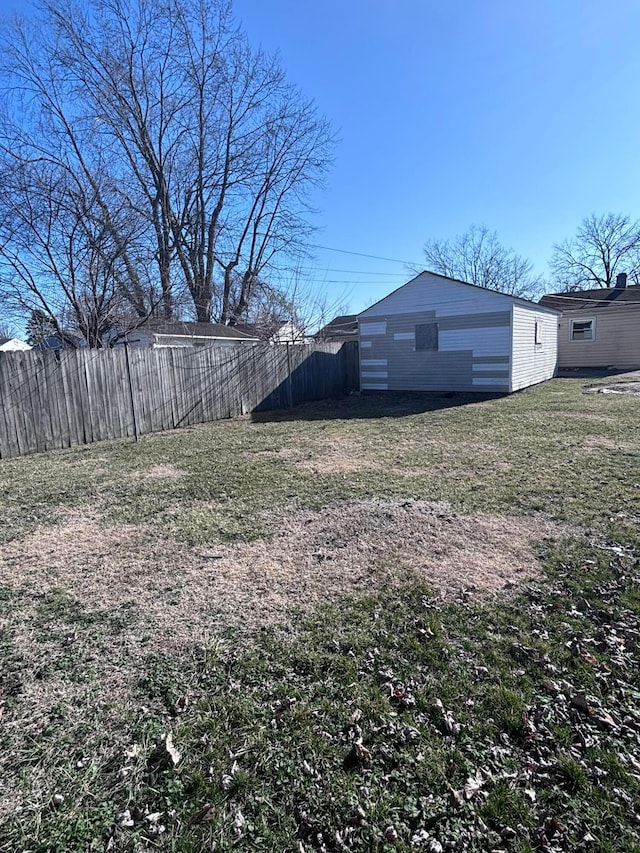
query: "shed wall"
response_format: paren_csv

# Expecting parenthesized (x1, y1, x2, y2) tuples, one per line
(359, 274, 514, 392)
(510, 305, 558, 392)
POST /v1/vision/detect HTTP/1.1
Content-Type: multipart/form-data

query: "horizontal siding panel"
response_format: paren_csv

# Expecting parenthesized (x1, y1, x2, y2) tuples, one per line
(438, 311, 511, 330)
(474, 355, 510, 364)
(439, 327, 511, 357)
(360, 321, 386, 336)
(473, 363, 510, 372)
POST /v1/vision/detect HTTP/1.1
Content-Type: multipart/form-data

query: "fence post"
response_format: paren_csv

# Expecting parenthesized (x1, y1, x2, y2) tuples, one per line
(124, 343, 139, 442)
(286, 342, 293, 408)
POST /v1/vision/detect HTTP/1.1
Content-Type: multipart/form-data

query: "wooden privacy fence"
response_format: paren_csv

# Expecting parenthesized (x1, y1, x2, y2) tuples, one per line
(0, 341, 359, 459)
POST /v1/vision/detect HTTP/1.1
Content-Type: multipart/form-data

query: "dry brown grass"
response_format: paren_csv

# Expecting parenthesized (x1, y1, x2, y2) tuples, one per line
(296, 437, 376, 474)
(582, 436, 636, 452)
(1, 496, 573, 816)
(251, 436, 377, 474)
(551, 410, 619, 423)
(143, 463, 189, 480)
(0, 500, 573, 650)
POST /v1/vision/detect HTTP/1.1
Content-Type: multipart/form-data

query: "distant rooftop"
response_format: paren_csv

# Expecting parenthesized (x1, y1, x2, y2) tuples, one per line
(143, 321, 259, 340)
(539, 284, 640, 312)
(314, 314, 358, 339)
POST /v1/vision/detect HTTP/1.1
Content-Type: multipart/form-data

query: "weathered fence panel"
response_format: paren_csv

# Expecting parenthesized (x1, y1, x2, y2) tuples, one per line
(0, 341, 359, 459)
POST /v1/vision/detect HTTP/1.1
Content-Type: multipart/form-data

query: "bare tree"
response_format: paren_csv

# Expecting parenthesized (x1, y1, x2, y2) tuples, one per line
(0, 144, 158, 347)
(0, 319, 18, 340)
(422, 225, 543, 299)
(550, 213, 640, 291)
(0, 0, 334, 338)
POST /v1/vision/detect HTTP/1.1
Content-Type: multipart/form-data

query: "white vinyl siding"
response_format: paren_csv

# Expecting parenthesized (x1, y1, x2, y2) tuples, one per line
(358, 272, 559, 394)
(510, 304, 558, 392)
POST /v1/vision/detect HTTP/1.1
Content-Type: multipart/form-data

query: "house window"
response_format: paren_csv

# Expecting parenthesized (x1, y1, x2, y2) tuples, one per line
(534, 320, 543, 345)
(415, 322, 439, 351)
(570, 319, 595, 341)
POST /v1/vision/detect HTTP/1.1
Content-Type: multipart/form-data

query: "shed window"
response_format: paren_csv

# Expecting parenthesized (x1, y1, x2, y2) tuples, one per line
(570, 319, 594, 341)
(415, 322, 439, 351)
(534, 320, 543, 345)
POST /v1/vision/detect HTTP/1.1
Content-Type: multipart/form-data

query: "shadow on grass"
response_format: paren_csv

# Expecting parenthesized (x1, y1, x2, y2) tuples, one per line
(250, 390, 507, 423)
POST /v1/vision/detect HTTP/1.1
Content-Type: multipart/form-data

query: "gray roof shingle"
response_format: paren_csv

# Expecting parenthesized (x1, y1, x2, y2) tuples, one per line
(540, 285, 640, 312)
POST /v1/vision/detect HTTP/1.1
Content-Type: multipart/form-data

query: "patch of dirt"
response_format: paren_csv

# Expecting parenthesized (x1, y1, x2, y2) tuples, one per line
(143, 463, 189, 480)
(250, 447, 301, 461)
(552, 410, 618, 423)
(254, 437, 377, 474)
(296, 438, 376, 474)
(584, 382, 640, 396)
(0, 501, 578, 819)
(582, 436, 636, 452)
(0, 501, 574, 644)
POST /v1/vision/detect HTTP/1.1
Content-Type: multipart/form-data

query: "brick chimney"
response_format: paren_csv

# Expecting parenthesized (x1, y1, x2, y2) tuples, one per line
(615, 272, 627, 289)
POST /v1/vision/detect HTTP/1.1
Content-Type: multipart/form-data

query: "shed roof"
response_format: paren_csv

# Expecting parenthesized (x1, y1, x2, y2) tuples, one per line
(539, 285, 640, 312)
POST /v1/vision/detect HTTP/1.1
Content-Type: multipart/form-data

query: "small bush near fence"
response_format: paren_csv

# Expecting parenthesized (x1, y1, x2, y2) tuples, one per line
(0, 341, 359, 459)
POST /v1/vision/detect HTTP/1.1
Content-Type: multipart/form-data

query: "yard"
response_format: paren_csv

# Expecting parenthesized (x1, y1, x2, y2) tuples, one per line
(0, 378, 639, 852)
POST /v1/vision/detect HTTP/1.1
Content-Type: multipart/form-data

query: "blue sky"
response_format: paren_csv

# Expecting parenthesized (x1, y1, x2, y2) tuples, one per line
(3, 0, 640, 315)
(231, 0, 640, 313)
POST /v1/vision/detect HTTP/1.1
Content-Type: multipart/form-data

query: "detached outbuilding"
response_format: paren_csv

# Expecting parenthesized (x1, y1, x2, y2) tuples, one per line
(358, 271, 559, 393)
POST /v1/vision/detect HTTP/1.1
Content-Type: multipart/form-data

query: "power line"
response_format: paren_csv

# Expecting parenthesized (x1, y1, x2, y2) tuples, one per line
(280, 265, 414, 277)
(307, 242, 423, 266)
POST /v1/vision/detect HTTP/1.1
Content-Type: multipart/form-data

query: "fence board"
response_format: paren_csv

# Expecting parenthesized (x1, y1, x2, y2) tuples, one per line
(0, 341, 358, 459)
(0, 355, 19, 458)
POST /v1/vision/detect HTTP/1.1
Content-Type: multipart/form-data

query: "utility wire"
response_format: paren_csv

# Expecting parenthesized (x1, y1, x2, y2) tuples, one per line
(307, 242, 423, 266)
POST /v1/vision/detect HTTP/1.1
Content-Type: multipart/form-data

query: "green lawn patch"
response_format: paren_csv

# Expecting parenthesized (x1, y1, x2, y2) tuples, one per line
(0, 379, 638, 851)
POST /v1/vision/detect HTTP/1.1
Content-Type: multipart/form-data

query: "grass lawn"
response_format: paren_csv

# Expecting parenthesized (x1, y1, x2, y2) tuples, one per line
(0, 378, 639, 852)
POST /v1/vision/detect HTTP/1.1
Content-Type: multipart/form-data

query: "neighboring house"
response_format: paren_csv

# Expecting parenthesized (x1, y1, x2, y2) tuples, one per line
(33, 333, 86, 350)
(0, 337, 31, 352)
(357, 271, 559, 394)
(539, 275, 640, 369)
(233, 320, 307, 344)
(314, 314, 358, 343)
(121, 321, 260, 349)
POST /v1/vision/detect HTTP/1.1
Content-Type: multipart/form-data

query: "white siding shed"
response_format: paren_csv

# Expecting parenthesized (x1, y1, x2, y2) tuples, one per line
(358, 272, 559, 393)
